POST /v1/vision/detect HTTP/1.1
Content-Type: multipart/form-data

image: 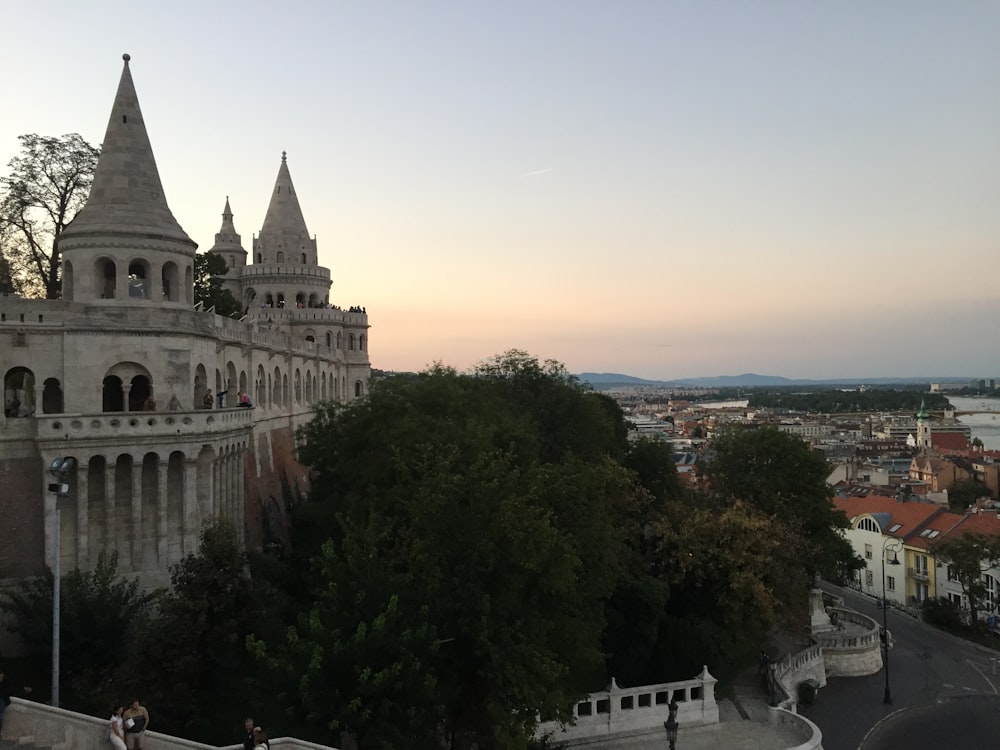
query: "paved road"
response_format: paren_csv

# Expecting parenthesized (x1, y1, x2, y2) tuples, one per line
(798, 583, 1000, 750)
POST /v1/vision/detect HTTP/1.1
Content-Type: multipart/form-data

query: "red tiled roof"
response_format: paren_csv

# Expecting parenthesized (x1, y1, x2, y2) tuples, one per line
(834, 495, 946, 542)
(943, 511, 1000, 539)
(932, 433, 970, 451)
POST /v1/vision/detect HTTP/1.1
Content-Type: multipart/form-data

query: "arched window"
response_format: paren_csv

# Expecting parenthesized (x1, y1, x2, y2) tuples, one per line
(276, 251, 284, 263)
(360, 334, 366, 351)
(102, 375, 124, 412)
(355, 380, 363, 398)
(348, 334, 355, 351)
(42, 377, 64, 414)
(325, 332, 331, 348)
(4, 367, 36, 417)
(301, 252, 307, 264)
(97, 258, 117, 299)
(128, 261, 150, 299)
(162, 261, 180, 301)
(63, 261, 74, 301)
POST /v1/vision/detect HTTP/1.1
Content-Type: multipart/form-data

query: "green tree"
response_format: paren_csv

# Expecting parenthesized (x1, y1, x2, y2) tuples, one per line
(948, 478, 992, 511)
(705, 427, 862, 583)
(0, 551, 154, 710)
(933, 532, 1000, 628)
(114, 519, 272, 742)
(262, 355, 637, 750)
(652, 498, 810, 679)
(193, 251, 241, 317)
(0, 133, 99, 298)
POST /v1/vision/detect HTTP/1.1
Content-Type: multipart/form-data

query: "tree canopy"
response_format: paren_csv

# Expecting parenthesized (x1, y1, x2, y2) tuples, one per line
(0, 133, 99, 298)
(193, 251, 241, 317)
(933, 532, 1000, 627)
(261, 353, 636, 749)
(705, 426, 862, 582)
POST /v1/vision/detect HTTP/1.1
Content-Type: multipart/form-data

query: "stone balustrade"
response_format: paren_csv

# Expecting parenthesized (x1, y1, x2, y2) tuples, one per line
(535, 666, 718, 743)
(35, 408, 254, 444)
(3, 698, 339, 750)
(767, 706, 824, 750)
(813, 607, 883, 677)
(770, 645, 826, 713)
(241, 264, 331, 280)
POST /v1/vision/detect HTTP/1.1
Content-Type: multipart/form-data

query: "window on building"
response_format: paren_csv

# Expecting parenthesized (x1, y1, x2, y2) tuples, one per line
(865, 544, 872, 560)
(887, 576, 896, 592)
(865, 570, 874, 588)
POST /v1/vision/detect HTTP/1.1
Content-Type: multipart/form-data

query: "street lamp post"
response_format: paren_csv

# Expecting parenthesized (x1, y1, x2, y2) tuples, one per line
(881, 537, 902, 705)
(47, 457, 75, 708)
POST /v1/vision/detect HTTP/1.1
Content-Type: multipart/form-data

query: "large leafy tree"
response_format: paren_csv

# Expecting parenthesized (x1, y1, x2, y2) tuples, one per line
(114, 519, 276, 743)
(259, 353, 637, 750)
(193, 251, 241, 317)
(705, 426, 863, 583)
(0, 133, 99, 298)
(934, 531, 1000, 627)
(948, 478, 992, 511)
(0, 551, 154, 710)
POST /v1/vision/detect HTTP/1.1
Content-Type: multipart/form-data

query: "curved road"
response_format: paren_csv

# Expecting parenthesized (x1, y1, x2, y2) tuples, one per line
(797, 583, 999, 750)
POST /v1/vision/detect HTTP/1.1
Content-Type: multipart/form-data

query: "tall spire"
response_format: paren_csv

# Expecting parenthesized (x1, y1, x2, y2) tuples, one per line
(210, 196, 244, 252)
(60, 54, 194, 247)
(259, 152, 311, 241)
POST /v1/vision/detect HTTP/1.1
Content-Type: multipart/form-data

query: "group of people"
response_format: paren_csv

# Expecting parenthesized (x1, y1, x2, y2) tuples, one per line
(108, 700, 149, 750)
(200, 389, 253, 409)
(141, 393, 183, 412)
(245, 717, 270, 750)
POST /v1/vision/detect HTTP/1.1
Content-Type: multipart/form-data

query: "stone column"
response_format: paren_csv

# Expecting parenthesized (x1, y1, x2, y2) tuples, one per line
(157, 458, 169, 567)
(76, 460, 89, 570)
(131, 459, 143, 571)
(122, 384, 132, 412)
(32, 384, 43, 416)
(183, 458, 198, 555)
(235, 448, 246, 547)
(105, 456, 126, 565)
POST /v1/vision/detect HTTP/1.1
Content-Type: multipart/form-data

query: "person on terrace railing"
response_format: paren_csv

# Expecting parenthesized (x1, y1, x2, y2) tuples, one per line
(109, 705, 127, 750)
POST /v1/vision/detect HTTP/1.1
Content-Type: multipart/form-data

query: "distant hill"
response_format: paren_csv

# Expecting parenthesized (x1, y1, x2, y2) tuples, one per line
(577, 372, 973, 388)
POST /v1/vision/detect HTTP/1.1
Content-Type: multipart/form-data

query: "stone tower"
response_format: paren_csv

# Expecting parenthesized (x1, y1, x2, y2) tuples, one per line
(58, 54, 197, 306)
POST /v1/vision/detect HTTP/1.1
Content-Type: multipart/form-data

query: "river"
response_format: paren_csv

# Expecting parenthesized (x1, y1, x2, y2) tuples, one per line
(948, 395, 1000, 450)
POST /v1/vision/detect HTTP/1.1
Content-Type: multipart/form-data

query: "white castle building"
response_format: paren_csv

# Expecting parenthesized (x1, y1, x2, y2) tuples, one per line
(0, 54, 370, 590)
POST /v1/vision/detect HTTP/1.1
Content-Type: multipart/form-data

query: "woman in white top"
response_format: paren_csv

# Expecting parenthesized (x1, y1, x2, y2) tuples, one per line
(109, 705, 127, 750)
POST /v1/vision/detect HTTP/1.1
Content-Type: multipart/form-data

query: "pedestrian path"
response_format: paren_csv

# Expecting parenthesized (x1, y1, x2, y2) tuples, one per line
(580, 631, 816, 749)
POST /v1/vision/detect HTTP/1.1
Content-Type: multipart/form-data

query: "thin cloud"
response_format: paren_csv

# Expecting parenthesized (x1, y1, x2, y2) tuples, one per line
(522, 168, 552, 177)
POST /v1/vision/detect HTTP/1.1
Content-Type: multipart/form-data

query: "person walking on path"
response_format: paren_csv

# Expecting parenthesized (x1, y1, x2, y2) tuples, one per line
(123, 699, 149, 750)
(243, 718, 255, 750)
(0, 670, 31, 735)
(109, 706, 127, 750)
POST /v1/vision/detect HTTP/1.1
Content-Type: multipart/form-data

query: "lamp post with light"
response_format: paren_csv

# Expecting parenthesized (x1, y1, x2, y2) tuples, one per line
(881, 536, 902, 705)
(47, 456, 75, 708)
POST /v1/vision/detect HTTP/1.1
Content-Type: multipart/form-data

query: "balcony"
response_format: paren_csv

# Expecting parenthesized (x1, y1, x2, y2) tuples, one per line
(34, 408, 255, 445)
(910, 567, 930, 581)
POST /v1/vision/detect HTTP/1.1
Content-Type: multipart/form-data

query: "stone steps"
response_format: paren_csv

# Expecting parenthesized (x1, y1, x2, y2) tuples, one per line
(0, 737, 50, 750)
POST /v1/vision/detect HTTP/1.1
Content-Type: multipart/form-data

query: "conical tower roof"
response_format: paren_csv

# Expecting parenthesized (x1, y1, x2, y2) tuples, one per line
(60, 54, 195, 247)
(917, 400, 929, 420)
(260, 152, 311, 240)
(209, 197, 244, 253)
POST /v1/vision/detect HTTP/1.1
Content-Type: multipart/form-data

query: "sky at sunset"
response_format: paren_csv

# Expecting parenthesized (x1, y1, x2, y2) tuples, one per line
(3, 2, 999, 380)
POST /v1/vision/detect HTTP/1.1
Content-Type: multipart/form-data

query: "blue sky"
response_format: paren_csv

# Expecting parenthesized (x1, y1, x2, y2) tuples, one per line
(3, 1, 999, 378)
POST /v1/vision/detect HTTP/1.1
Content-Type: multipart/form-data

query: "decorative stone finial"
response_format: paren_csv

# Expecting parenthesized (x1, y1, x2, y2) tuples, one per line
(281, 150, 287, 162)
(123, 53, 131, 62)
